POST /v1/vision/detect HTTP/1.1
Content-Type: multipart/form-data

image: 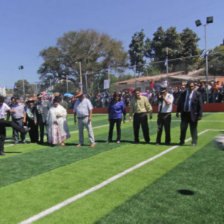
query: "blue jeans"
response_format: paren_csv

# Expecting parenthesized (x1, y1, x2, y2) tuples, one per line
(13, 118, 25, 143)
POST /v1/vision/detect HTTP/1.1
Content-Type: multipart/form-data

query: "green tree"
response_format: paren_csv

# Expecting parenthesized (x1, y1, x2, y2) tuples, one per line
(13, 80, 34, 97)
(180, 28, 200, 72)
(129, 29, 146, 75)
(150, 26, 166, 62)
(52, 80, 76, 95)
(38, 29, 128, 93)
(142, 26, 200, 73)
(209, 45, 224, 75)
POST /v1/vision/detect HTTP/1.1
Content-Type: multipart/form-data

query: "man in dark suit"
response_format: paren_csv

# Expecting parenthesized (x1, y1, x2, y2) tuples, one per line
(176, 81, 203, 146)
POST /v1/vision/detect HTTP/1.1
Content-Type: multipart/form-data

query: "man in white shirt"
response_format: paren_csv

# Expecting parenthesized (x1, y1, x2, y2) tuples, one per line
(156, 87, 174, 145)
(73, 92, 95, 147)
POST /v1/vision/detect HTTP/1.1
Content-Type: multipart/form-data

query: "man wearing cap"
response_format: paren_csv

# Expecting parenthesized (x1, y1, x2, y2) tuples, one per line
(36, 93, 50, 143)
(73, 92, 95, 147)
(176, 81, 203, 146)
(11, 97, 27, 144)
(156, 87, 174, 145)
(129, 89, 153, 143)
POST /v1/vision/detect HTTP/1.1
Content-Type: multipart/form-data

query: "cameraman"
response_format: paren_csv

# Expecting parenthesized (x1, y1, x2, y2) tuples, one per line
(156, 87, 174, 145)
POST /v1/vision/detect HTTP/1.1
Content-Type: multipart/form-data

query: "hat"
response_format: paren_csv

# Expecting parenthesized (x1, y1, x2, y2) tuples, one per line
(75, 91, 83, 98)
(37, 93, 43, 98)
(53, 96, 61, 103)
(27, 99, 35, 103)
(27, 97, 36, 102)
(160, 87, 167, 93)
(0, 96, 4, 102)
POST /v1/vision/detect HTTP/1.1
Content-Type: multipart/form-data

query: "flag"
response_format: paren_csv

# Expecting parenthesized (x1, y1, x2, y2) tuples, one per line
(200, 50, 210, 59)
(150, 81, 155, 89)
(164, 57, 168, 66)
(104, 80, 110, 89)
(200, 50, 206, 59)
(205, 50, 210, 57)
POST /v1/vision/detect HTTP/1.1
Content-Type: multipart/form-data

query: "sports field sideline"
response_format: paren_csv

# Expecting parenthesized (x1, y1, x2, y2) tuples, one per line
(0, 113, 224, 224)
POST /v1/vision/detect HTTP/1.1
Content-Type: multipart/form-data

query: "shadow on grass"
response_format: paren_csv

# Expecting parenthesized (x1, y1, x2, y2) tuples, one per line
(177, 189, 195, 195)
(95, 140, 181, 145)
(5, 151, 22, 153)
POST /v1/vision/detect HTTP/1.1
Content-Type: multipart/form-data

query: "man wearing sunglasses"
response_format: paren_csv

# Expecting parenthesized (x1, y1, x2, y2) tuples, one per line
(176, 81, 203, 146)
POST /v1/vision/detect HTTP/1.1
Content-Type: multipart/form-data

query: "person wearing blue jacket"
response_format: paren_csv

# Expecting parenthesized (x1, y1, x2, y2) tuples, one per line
(108, 92, 126, 144)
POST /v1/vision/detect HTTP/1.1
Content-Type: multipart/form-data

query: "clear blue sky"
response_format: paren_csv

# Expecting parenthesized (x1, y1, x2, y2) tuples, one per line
(0, 0, 223, 88)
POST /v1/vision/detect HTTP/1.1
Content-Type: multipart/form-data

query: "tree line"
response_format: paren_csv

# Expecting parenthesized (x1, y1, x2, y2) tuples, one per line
(12, 27, 224, 96)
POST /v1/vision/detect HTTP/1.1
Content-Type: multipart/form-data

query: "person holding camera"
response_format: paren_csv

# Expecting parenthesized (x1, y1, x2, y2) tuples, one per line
(156, 87, 174, 145)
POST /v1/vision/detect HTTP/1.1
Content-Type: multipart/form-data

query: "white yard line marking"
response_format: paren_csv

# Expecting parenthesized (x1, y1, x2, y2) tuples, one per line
(5, 124, 109, 148)
(20, 129, 209, 224)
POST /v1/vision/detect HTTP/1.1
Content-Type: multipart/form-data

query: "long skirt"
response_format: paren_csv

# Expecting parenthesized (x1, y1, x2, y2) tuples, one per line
(49, 123, 67, 145)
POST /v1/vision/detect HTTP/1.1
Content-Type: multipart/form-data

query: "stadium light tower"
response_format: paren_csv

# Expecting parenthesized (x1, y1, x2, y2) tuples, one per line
(195, 16, 213, 103)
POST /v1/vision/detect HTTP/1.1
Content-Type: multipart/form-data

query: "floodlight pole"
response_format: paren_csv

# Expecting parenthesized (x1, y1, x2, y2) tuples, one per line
(196, 17, 213, 103)
(204, 23, 209, 103)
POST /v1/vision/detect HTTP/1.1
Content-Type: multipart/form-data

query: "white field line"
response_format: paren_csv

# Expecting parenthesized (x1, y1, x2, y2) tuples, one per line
(20, 129, 209, 224)
(5, 124, 109, 148)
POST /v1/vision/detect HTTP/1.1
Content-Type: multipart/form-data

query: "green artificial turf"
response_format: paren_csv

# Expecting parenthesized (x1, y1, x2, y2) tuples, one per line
(0, 113, 223, 224)
(35, 132, 219, 224)
(0, 114, 181, 188)
(95, 139, 224, 224)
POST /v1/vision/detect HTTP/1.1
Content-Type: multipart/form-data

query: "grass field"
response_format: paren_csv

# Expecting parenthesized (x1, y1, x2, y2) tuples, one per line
(0, 113, 224, 224)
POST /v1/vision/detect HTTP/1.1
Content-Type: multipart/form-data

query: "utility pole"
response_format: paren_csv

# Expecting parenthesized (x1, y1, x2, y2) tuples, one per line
(18, 65, 25, 100)
(66, 75, 69, 93)
(75, 62, 83, 92)
(134, 64, 137, 88)
(85, 71, 88, 94)
(166, 47, 169, 87)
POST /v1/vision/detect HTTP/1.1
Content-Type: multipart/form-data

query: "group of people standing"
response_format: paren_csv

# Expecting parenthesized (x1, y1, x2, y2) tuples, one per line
(0, 80, 203, 156)
(107, 81, 203, 148)
(0, 91, 96, 156)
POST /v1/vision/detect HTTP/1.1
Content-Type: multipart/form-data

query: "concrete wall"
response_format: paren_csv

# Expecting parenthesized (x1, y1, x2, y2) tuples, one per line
(68, 103, 224, 114)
